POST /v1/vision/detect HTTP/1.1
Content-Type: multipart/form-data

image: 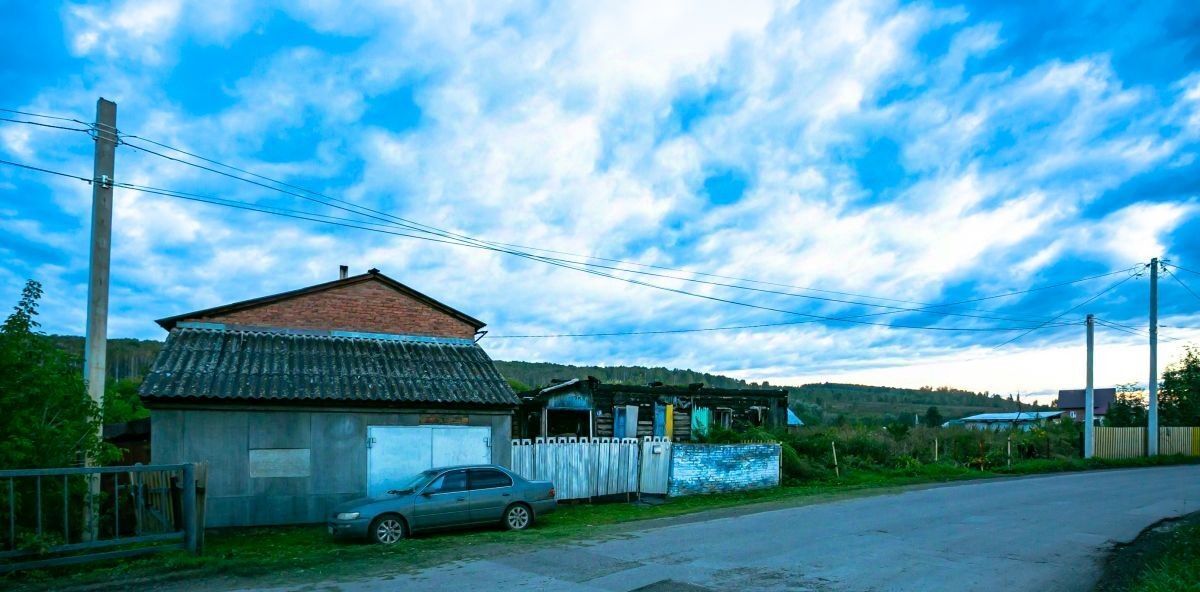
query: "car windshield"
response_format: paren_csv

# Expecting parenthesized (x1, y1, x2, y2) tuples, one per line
(387, 470, 439, 495)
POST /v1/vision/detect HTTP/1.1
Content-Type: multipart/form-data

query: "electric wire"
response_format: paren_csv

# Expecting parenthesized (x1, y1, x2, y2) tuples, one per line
(0, 157, 1129, 336)
(116, 132, 1141, 326)
(0, 117, 93, 133)
(992, 269, 1144, 350)
(0, 107, 90, 125)
(1162, 265, 1200, 304)
(1165, 263, 1200, 277)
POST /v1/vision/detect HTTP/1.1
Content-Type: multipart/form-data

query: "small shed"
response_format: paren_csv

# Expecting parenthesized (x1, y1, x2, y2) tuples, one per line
(140, 269, 518, 527)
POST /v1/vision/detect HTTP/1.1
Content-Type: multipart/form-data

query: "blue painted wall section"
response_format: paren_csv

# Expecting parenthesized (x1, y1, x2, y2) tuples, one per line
(668, 443, 780, 496)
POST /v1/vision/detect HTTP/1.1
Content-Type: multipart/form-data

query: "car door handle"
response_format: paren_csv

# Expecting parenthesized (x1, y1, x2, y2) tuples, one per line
(456, 497, 466, 502)
(502, 493, 511, 497)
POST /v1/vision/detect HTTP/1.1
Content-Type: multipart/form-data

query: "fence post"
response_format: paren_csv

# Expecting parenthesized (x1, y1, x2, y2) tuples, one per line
(831, 441, 840, 478)
(934, 438, 939, 462)
(181, 464, 197, 555)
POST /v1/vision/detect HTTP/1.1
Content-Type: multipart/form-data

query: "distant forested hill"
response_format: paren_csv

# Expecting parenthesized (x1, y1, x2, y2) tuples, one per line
(48, 335, 163, 380)
(44, 336, 1034, 425)
(492, 361, 753, 391)
(791, 383, 1048, 424)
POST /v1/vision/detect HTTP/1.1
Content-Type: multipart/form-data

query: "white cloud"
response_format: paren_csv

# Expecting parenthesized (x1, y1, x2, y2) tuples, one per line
(5, 0, 1200, 397)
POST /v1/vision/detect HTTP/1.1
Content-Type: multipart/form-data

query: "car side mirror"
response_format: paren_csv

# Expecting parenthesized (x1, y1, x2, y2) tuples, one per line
(421, 490, 433, 497)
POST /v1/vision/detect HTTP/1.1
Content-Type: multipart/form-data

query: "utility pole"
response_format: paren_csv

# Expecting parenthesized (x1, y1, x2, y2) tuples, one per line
(1084, 314, 1094, 459)
(1148, 257, 1159, 456)
(83, 98, 116, 540)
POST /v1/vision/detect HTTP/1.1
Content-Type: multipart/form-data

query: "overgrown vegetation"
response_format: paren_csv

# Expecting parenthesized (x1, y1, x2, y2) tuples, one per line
(1127, 518, 1200, 592)
(790, 383, 1047, 426)
(0, 281, 114, 469)
(702, 419, 1093, 482)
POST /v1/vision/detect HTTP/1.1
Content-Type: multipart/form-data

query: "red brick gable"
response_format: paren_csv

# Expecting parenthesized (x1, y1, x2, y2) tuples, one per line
(159, 273, 483, 339)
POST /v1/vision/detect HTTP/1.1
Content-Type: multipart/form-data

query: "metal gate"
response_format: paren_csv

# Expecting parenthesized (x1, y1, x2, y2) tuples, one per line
(639, 438, 672, 494)
(0, 464, 201, 573)
(366, 426, 491, 497)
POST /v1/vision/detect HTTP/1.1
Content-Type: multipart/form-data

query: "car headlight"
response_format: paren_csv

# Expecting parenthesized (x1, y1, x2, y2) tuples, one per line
(336, 512, 360, 520)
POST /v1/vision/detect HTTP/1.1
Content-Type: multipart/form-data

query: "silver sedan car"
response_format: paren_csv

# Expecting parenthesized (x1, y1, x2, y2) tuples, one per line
(327, 464, 556, 544)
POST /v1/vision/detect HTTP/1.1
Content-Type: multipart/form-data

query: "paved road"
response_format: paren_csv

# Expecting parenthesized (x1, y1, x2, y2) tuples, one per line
(244, 466, 1200, 592)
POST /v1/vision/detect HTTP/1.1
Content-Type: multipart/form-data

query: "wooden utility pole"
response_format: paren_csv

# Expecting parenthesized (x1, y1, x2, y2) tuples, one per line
(1148, 258, 1159, 456)
(1084, 314, 1094, 459)
(84, 98, 116, 541)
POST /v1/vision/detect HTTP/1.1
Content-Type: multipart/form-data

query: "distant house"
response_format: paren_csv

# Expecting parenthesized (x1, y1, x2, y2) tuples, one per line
(513, 377, 789, 441)
(1056, 388, 1116, 422)
(944, 411, 1064, 431)
(140, 268, 518, 527)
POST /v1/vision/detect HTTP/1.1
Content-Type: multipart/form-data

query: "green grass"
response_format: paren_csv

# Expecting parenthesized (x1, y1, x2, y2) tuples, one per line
(11, 455, 1200, 591)
(1128, 521, 1200, 592)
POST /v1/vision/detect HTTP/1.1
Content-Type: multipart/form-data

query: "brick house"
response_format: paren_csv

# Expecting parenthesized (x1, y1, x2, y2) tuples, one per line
(140, 268, 518, 527)
(1056, 388, 1117, 423)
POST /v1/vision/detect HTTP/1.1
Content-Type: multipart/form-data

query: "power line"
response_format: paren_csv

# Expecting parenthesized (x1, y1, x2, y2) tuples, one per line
(0, 117, 93, 133)
(992, 270, 1144, 350)
(1165, 263, 1200, 277)
(116, 131, 1143, 326)
(0, 158, 93, 183)
(1093, 318, 1145, 338)
(0, 157, 1121, 334)
(0, 107, 89, 125)
(1162, 265, 1200, 304)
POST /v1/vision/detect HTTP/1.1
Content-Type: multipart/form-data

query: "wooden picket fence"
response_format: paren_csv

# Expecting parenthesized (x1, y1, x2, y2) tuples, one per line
(1095, 427, 1145, 458)
(510, 437, 645, 500)
(1095, 427, 1200, 459)
(1160, 427, 1200, 456)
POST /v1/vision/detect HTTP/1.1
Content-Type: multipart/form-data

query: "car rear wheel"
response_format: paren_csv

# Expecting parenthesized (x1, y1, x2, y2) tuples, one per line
(370, 514, 407, 544)
(504, 504, 532, 531)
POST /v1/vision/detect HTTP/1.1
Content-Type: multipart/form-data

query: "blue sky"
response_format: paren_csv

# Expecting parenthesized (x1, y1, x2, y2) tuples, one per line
(2, 0, 1200, 398)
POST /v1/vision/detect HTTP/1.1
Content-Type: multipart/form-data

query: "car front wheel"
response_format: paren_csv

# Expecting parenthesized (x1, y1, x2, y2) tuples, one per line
(504, 504, 532, 531)
(370, 514, 407, 544)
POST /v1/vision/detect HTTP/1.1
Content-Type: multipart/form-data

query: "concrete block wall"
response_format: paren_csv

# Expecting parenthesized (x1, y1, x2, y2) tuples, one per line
(668, 443, 780, 496)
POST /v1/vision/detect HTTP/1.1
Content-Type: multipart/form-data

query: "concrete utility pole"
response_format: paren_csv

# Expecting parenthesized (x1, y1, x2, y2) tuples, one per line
(84, 98, 117, 429)
(83, 98, 116, 542)
(1148, 257, 1159, 456)
(1084, 314, 1094, 459)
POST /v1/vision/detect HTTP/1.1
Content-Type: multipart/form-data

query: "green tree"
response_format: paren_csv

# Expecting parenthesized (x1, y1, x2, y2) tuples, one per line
(923, 406, 945, 427)
(1160, 346, 1200, 426)
(104, 377, 150, 424)
(0, 280, 113, 469)
(1105, 382, 1147, 427)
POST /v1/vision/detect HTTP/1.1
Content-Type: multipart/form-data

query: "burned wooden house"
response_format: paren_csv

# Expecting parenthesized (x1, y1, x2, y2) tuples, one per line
(515, 378, 789, 441)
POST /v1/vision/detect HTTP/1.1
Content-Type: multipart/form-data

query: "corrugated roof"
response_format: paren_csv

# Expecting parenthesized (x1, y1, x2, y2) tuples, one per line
(1057, 388, 1116, 413)
(139, 326, 518, 406)
(958, 411, 1064, 423)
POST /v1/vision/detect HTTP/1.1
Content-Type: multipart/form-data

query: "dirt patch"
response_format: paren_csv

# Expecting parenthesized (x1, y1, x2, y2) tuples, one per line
(1094, 510, 1200, 592)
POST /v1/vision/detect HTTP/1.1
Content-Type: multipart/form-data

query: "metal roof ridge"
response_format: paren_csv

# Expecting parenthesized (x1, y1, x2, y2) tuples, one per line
(174, 322, 478, 345)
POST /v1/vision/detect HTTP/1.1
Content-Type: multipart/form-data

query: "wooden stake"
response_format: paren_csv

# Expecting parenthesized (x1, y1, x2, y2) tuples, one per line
(831, 441, 840, 478)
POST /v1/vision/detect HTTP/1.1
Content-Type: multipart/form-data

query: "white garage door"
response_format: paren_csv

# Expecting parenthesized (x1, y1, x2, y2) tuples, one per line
(366, 426, 491, 498)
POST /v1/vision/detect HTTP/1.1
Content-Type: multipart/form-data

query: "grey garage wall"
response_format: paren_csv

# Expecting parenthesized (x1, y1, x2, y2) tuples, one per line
(151, 407, 512, 527)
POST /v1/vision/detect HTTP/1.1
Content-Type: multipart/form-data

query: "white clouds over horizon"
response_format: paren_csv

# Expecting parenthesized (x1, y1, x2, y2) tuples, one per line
(2, 0, 1200, 394)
